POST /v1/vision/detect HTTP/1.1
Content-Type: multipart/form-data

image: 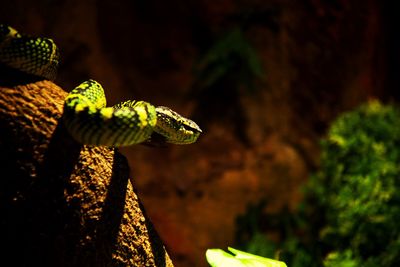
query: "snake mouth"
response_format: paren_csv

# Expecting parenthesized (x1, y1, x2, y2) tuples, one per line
(183, 119, 202, 133)
(181, 124, 202, 134)
(189, 126, 202, 133)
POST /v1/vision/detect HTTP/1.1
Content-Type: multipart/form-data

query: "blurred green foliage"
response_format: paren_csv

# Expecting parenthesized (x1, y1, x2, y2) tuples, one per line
(191, 27, 264, 144)
(193, 28, 263, 92)
(234, 100, 400, 266)
(312, 100, 400, 266)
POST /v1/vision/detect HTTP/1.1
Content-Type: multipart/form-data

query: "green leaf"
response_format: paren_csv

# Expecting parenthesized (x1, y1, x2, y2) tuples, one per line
(206, 247, 287, 267)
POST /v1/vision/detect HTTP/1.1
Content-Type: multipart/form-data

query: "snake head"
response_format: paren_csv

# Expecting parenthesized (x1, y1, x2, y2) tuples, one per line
(155, 106, 202, 144)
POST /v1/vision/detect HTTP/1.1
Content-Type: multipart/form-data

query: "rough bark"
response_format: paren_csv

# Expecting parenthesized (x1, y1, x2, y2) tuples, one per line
(0, 67, 174, 267)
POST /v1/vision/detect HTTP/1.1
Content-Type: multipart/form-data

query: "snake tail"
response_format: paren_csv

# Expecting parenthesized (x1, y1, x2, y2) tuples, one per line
(63, 80, 157, 146)
(0, 24, 59, 81)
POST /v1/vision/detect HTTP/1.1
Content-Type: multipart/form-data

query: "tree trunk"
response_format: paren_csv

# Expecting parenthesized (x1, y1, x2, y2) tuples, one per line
(0, 66, 174, 267)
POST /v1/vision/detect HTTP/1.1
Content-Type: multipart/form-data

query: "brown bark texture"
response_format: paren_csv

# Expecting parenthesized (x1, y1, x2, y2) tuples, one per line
(0, 67, 174, 267)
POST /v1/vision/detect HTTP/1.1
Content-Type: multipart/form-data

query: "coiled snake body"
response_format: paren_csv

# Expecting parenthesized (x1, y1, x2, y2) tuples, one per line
(0, 24, 201, 146)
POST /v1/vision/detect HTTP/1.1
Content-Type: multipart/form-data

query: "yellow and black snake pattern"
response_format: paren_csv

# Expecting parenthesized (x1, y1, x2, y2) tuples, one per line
(0, 24, 201, 146)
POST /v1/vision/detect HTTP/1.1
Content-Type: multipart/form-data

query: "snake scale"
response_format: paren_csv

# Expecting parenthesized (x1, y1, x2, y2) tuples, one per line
(0, 24, 201, 146)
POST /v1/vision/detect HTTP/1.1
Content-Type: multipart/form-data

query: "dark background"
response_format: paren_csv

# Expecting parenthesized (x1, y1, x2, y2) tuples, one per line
(1, 0, 399, 266)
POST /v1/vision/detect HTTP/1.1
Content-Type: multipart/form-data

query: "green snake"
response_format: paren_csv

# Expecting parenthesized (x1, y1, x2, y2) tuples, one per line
(0, 24, 202, 146)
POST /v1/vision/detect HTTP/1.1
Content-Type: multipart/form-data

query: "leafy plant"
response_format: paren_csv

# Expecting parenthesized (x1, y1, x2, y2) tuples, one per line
(193, 28, 263, 92)
(308, 100, 400, 266)
(206, 247, 287, 267)
(231, 100, 400, 266)
(191, 27, 264, 144)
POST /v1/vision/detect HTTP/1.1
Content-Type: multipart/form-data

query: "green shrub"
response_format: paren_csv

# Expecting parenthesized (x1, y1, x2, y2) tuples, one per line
(235, 100, 400, 266)
(310, 100, 400, 266)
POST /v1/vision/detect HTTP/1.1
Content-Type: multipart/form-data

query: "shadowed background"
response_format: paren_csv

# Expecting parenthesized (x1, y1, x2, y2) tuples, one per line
(1, 0, 399, 266)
